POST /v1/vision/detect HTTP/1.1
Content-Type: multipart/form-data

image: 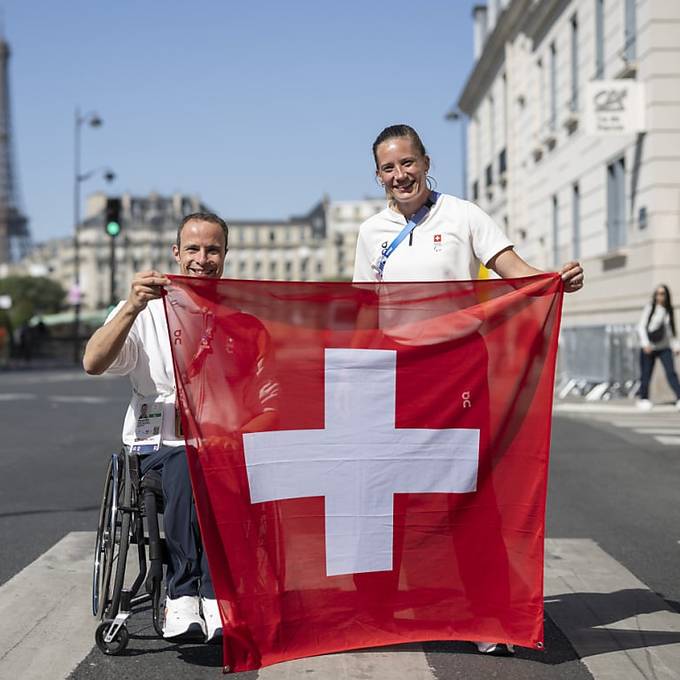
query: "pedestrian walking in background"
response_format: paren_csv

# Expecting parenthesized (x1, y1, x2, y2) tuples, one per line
(636, 284, 680, 410)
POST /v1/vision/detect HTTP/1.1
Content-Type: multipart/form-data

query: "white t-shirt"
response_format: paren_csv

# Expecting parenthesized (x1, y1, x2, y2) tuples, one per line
(637, 303, 679, 351)
(104, 298, 280, 447)
(104, 299, 182, 447)
(353, 193, 513, 283)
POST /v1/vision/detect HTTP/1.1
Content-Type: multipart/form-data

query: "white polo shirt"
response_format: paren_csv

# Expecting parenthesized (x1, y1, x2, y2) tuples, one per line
(353, 193, 513, 283)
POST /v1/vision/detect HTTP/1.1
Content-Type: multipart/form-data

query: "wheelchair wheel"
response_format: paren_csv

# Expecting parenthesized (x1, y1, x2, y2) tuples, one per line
(95, 619, 130, 655)
(93, 455, 116, 617)
(92, 451, 134, 619)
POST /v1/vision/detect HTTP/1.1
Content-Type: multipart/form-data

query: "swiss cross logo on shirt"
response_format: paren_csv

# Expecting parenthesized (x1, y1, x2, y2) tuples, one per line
(433, 233, 443, 252)
(434, 234, 442, 243)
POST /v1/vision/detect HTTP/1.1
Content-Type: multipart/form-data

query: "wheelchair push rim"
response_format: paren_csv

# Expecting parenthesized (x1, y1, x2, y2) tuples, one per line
(92, 452, 124, 618)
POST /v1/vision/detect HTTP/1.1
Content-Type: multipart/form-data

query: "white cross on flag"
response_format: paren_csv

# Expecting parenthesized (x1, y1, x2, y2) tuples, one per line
(244, 348, 479, 576)
(165, 274, 564, 672)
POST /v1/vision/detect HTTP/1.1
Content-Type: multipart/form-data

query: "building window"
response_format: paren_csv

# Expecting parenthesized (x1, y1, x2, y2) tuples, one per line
(502, 73, 508, 148)
(238, 228, 244, 243)
(498, 148, 507, 177)
(549, 42, 557, 130)
(488, 95, 495, 157)
(570, 14, 579, 110)
(485, 164, 493, 188)
(472, 180, 479, 201)
(572, 183, 580, 260)
(607, 157, 626, 250)
(552, 195, 559, 266)
(595, 0, 605, 79)
(624, 0, 636, 63)
(537, 58, 545, 131)
(270, 261, 278, 277)
(269, 230, 276, 243)
(473, 115, 480, 183)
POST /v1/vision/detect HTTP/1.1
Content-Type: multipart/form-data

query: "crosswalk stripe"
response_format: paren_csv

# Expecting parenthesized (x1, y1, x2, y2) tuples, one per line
(0, 394, 121, 404)
(48, 395, 118, 404)
(545, 538, 680, 679)
(609, 420, 680, 429)
(556, 409, 680, 446)
(654, 436, 680, 446)
(256, 644, 435, 679)
(4, 534, 680, 679)
(555, 403, 679, 415)
(0, 532, 94, 680)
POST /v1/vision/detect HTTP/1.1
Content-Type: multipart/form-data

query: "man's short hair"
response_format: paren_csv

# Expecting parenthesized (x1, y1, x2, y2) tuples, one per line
(177, 212, 229, 252)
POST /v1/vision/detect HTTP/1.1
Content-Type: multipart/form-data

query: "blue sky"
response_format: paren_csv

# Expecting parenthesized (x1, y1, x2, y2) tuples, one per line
(7, 0, 479, 242)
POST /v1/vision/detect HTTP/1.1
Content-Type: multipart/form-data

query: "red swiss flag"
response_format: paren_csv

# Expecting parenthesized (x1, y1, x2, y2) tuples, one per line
(163, 275, 563, 672)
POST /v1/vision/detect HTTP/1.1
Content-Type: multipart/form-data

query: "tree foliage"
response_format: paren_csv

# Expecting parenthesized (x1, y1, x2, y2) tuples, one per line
(0, 276, 66, 329)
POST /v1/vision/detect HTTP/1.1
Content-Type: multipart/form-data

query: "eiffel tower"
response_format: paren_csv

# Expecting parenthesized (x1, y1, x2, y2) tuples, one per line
(0, 33, 29, 264)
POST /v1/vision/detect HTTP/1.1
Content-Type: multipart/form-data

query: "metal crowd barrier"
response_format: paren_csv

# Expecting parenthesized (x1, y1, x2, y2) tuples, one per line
(556, 324, 640, 401)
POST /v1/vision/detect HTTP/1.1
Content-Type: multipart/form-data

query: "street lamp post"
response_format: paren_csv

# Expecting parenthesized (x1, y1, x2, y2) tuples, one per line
(446, 108, 468, 200)
(72, 108, 103, 365)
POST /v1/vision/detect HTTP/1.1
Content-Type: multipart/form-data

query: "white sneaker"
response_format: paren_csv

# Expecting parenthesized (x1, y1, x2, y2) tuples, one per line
(636, 399, 653, 410)
(476, 641, 515, 656)
(163, 595, 206, 640)
(201, 597, 223, 643)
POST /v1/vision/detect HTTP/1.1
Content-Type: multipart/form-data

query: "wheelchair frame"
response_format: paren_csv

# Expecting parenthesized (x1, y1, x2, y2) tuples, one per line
(92, 446, 166, 655)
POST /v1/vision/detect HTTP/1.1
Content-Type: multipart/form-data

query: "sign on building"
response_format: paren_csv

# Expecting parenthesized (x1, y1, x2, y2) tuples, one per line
(585, 81, 645, 136)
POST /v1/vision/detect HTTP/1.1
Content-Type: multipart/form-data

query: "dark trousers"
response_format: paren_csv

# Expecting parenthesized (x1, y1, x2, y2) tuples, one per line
(140, 445, 214, 599)
(639, 348, 680, 400)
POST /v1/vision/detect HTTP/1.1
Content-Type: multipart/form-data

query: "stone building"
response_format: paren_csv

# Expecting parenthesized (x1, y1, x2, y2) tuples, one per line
(17, 192, 384, 310)
(456, 0, 680, 390)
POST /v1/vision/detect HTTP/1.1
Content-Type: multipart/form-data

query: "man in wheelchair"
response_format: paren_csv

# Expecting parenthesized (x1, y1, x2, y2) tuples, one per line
(84, 212, 278, 644)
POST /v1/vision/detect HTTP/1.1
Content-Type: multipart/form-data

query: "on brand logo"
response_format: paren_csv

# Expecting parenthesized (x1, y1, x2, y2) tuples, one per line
(173, 329, 182, 345)
(462, 391, 471, 408)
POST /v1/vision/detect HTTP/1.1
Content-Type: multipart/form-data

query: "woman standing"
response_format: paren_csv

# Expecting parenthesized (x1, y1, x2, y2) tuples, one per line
(636, 285, 680, 410)
(354, 124, 583, 287)
(353, 124, 583, 657)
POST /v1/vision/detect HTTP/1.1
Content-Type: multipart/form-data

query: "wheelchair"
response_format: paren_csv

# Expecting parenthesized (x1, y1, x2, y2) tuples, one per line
(92, 446, 167, 655)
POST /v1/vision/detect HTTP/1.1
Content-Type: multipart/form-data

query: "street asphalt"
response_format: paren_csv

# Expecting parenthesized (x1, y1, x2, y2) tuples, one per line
(1, 367, 679, 679)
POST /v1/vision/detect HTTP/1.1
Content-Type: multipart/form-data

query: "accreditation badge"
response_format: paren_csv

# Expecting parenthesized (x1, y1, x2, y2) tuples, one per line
(131, 399, 163, 454)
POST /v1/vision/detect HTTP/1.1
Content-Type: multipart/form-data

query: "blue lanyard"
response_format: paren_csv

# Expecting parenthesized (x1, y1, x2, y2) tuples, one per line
(374, 192, 439, 279)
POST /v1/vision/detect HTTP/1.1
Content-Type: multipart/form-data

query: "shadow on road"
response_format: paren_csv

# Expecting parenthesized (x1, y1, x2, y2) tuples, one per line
(544, 588, 680, 659)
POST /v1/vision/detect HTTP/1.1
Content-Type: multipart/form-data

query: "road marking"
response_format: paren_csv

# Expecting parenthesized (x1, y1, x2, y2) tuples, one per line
(0, 393, 36, 401)
(256, 644, 435, 679)
(48, 395, 117, 404)
(5, 535, 680, 679)
(0, 532, 95, 680)
(545, 538, 680, 679)
(609, 420, 680, 429)
(654, 436, 680, 447)
(634, 428, 680, 435)
(0, 372, 118, 386)
(555, 403, 679, 415)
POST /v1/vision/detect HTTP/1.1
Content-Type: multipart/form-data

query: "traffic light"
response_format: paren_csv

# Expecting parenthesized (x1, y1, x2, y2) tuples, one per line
(104, 197, 122, 237)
